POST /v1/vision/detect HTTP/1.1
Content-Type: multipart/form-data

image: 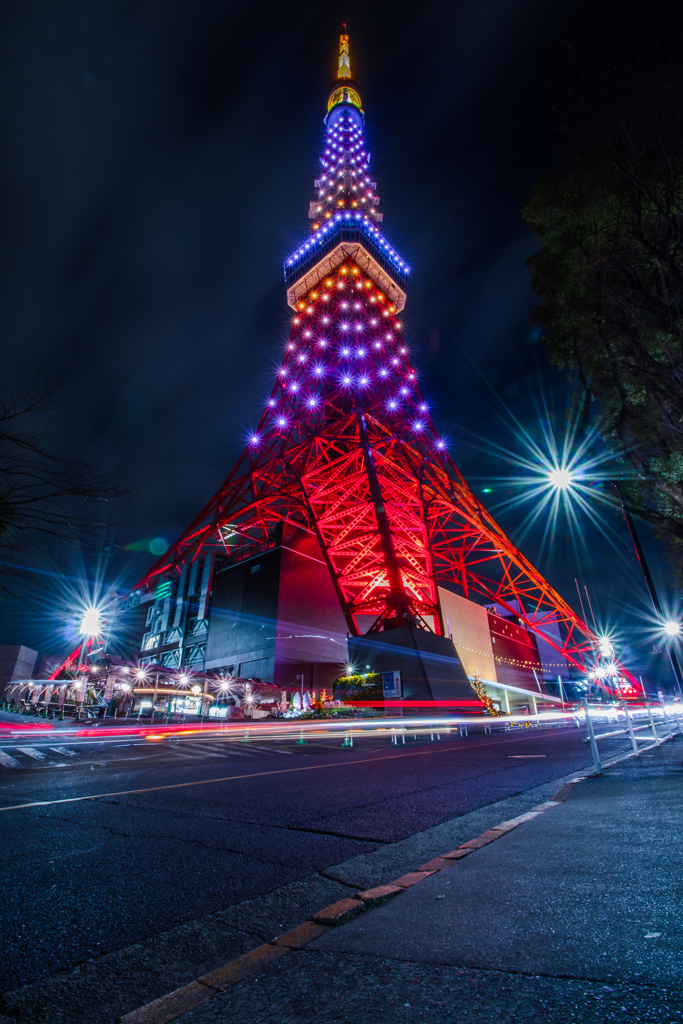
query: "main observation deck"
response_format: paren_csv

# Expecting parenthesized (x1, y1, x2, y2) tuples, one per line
(284, 211, 409, 313)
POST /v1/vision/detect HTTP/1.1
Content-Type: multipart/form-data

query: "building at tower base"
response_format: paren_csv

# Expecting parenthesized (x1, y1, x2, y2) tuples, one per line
(121, 541, 567, 713)
(202, 521, 347, 690)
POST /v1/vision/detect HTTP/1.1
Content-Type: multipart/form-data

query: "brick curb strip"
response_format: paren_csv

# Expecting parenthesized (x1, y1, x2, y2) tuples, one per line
(311, 898, 364, 926)
(117, 778, 581, 1024)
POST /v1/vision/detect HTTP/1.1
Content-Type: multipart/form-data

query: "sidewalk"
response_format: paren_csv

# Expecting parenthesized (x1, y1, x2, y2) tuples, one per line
(136, 737, 683, 1023)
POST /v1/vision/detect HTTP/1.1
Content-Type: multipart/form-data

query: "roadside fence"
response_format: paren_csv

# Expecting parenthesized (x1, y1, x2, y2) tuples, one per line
(581, 698, 682, 774)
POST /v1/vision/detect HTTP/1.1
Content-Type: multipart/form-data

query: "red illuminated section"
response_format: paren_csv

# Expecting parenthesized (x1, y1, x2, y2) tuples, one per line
(131, 258, 617, 682)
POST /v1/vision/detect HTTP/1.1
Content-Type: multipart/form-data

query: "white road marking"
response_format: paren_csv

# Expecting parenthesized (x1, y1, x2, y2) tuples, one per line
(189, 743, 239, 753)
(0, 750, 20, 768)
(246, 744, 293, 755)
(16, 747, 47, 761)
(49, 747, 77, 757)
(194, 743, 275, 757)
(182, 743, 259, 759)
(180, 746, 230, 758)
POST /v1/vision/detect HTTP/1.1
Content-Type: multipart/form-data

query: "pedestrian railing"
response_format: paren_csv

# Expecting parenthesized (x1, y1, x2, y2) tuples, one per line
(581, 698, 682, 775)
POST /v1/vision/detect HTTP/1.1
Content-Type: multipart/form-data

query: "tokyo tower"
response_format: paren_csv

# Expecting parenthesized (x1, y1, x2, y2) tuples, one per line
(116, 30, 637, 704)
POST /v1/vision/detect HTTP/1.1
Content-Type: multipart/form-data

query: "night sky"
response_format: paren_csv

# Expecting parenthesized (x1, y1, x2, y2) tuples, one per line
(0, 0, 676, 685)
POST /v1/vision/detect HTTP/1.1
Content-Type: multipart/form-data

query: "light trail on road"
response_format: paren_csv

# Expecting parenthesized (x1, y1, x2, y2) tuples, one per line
(0, 711, 578, 745)
(0, 735, 542, 812)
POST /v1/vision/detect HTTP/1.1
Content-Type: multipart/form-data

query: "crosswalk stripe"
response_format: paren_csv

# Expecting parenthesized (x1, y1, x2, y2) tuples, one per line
(185, 743, 232, 753)
(16, 747, 47, 761)
(192, 742, 274, 756)
(179, 746, 229, 758)
(247, 744, 293, 755)
(182, 743, 258, 759)
(50, 747, 77, 757)
(0, 750, 20, 768)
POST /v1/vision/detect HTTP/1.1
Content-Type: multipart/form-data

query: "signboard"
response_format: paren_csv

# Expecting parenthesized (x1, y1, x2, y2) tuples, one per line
(382, 670, 402, 699)
(118, 592, 154, 613)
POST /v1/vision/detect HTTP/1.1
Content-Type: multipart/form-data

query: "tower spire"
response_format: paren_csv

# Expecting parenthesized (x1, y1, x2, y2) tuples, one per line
(338, 25, 351, 80)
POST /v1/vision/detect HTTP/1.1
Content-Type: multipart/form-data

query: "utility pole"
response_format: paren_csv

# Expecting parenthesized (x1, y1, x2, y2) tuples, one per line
(615, 484, 683, 698)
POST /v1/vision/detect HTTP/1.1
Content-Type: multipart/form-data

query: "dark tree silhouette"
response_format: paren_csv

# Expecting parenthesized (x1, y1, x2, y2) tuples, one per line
(0, 376, 129, 587)
(524, 13, 683, 575)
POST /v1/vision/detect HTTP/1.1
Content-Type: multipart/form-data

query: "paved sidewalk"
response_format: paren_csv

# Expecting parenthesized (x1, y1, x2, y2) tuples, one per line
(167, 738, 683, 1023)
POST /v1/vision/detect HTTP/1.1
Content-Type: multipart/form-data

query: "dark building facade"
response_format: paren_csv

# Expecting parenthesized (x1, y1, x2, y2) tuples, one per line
(129, 521, 347, 690)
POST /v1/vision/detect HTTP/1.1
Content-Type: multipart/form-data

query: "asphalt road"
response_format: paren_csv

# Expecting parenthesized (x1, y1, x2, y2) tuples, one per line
(0, 723, 598, 993)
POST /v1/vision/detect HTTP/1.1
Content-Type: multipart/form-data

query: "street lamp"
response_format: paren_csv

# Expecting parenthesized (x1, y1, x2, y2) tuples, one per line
(80, 607, 102, 637)
(547, 466, 574, 490)
(75, 605, 103, 716)
(664, 621, 681, 637)
(597, 636, 614, 658)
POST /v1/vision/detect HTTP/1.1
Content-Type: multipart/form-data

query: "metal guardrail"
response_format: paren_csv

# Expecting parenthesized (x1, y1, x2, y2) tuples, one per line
(581, 697, 682, 774)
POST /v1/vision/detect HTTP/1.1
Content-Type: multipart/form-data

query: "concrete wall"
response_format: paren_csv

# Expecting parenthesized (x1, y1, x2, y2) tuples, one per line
(487, 611, 543, 692)
(438, 588, 497, 683)
(204, 523, 347, 687)
(204, 548, 282, 676)
(274, 523, 348, 687)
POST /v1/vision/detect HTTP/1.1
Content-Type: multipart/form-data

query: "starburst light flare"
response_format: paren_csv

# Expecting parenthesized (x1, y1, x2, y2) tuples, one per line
(457, 388, 633, 565)
(80, 606, 102, 637)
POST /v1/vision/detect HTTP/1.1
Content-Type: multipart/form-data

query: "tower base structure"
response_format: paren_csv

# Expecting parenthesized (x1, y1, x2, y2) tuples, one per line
(347, 627, 484, 715)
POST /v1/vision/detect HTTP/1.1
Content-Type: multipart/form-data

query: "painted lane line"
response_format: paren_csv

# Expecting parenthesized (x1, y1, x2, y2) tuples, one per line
(16, 747, 47, 761)
(243, 744, 293, 755)
(49, 747, 77, 756)
(0, 750, 20, 768)
(0, 742, 484, 812)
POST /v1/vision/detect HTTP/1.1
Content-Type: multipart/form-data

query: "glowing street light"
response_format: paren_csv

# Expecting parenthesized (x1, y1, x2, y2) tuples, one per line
(597, 636, 614, 658)
(80, 607, 102, 636)
(664, 621, 681, 637)
(547, 466, 574, 491)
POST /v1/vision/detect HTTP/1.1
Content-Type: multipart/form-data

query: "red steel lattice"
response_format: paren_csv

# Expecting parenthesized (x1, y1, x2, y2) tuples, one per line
(137, 258, 603, 677)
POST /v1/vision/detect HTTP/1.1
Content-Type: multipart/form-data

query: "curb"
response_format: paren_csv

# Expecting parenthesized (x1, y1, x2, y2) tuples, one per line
(118, 778, 580, 1024)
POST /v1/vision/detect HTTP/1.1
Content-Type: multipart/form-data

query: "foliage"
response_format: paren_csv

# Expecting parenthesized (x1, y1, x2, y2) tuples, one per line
(0, 376, 129, 587)
(523, 24, 683, 574)
(332, 672, 382, 702)
(470, 672, 507, 716)
(272, 706, 383, 720)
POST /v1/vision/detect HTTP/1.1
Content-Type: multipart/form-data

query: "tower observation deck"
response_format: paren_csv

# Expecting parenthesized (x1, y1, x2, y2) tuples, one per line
(110, 31, 639, 704)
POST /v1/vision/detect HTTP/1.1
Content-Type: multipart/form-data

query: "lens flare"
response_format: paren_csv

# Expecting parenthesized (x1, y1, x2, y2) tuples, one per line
(547, 467, 574, 490)
(454, 389, 634, 565)
(80, 607, 102, 636)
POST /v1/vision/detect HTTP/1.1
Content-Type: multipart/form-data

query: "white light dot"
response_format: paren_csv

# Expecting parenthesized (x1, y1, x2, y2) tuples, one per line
(548, 468, 574, 490)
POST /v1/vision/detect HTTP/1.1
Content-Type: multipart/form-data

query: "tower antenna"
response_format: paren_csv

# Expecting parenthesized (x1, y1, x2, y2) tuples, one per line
(338, 25, 351, 79)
